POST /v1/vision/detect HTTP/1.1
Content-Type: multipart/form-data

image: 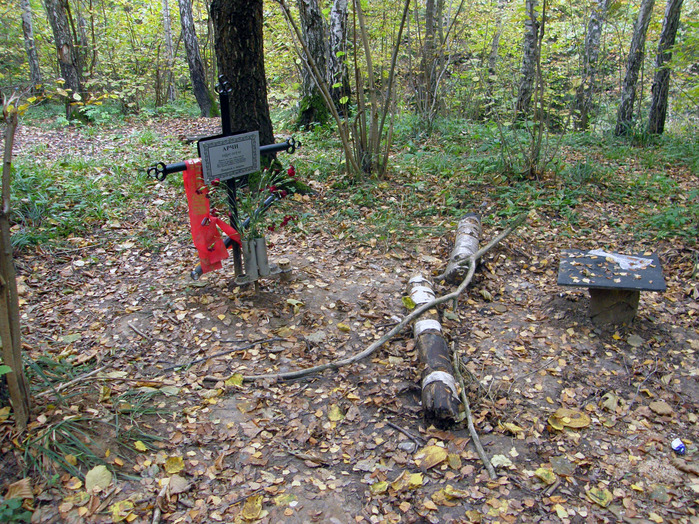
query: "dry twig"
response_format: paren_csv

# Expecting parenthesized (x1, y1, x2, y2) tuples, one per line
(452, 348, 497, 480)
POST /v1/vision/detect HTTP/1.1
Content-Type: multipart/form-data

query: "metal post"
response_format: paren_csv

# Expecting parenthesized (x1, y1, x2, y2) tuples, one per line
(216, 76, 244, 277)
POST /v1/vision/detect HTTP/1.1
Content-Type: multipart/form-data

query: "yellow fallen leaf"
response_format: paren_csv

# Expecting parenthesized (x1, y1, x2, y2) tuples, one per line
(500, 421, 525, 436)
(110, 499, 134, 523)
(164, 456, 185, 474)
(327, 404, 344, 422)
(225, 373, 244, 387)
(535, 468, 557, 485)
(337, 322, 351, 332)
(548, 408, 591, 430)
(64, 454, 78, 466)
(414, 445, 448, 469)
(241, 493, 263, 520)
(0, 406, 10, 422)
(443, 484, 470, 499)
(134, 441, 148, 452)
(65, 477, 82, 490)
(370, 481, 388, 495)
(586, 487, 613, 507)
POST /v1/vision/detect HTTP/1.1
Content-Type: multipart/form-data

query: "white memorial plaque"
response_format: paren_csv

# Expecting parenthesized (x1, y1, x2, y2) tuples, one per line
(199, 131, 260, 183)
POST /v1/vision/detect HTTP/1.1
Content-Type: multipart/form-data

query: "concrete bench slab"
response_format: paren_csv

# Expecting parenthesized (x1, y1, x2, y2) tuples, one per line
(557, 249, 666, 325)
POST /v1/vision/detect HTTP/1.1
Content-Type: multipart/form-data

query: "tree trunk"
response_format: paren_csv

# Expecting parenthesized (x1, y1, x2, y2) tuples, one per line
(443, 214, 481, 284)
(20, 0, 43, 95)
(1, 107, 30, 433)
(178, 0, 215, 117)
(614, 0, 656, 136)
(296, 0, 331, 127)
(418, 0, 439, 119)
(210, 0, 274, 146)
(574, 0, 612, 130)
(648, 0, 683, 134)
(43, 0, 83, 116)
(328, 0, 350, 107)
(161, 0, 176, 103)
(516, 0, 540, 117)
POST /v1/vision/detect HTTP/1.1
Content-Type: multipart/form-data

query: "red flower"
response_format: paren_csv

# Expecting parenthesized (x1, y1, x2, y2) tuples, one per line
(287, 165, 296, 178)
(268, 224, 276, 232)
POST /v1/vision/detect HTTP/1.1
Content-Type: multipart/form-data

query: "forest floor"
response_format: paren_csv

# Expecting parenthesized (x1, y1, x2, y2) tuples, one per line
(1, 116, 698, 524)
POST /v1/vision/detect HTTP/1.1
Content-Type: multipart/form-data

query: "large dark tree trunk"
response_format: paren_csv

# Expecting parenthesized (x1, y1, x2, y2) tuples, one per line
(297, 0, 331, 127)
(20, 0, 43, 95)
(43, 0, 83, 116)
(515, 0, 540, 117)
(178, 0, 215, 117)
(328, 0, 350, 107)
(574, 0, 612, 130)
(614, 0, 656, 136)
(210, 0, 274, 146)
(648, 0, 683, 134)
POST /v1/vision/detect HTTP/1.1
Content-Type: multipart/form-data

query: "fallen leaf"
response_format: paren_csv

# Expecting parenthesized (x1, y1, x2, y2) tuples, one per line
(369, 481, 388, 495)
(134, 441, 148, 452)
(110, 499, 134, 523)
(586, 487, 613, 507)
(534, 468, 557, 485)
(649, 400, 673, 416)
(5, 478, 33, 500)
(168, 474, 191, 495)
(164, 456, 185, 474)
(490, 455, 513, 468)
(327, 404, 344, 422)
(241, 493, 263, 520)
(85, 465, 113, 493)
(548, 408, 591, 430)
(225, 373, 244, 387)
(414, 445, 448, 469)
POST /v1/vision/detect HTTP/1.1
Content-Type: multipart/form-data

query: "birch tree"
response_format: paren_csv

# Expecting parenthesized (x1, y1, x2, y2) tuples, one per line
(297, 0, 331, 127)
(648, 0, 684, 134)
(328, 0, 349, 108)
(161, 0, 176, 103)
(516, 0, 540, 117)
(574, 0, 612, 130)
(178, 0, 215, 117)
(614, 0, 656, 136)
(20, 0, 42, 95)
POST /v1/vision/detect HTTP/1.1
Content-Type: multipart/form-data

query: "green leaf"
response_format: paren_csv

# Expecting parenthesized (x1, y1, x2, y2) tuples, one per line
(402, 296, 416, 310)
(339, 96, 349, 104)
(0, 365, 12, 377)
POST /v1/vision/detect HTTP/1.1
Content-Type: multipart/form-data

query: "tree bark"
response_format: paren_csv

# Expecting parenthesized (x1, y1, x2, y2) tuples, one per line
(614, 0, 656, 136)
(20, 0, 43, 95)
(1, 107, 31, 433)
(211, 0, 274, 146)
(648, 0, 683, 134)
(574, 0, 612, 130)
(178, 0, 215, 117)
(43, 0, 83, 115)
(328, 0, 350, 107)
(516, 0, 540, 117)
(442, 214, 481, 284)
(407, 275, 461, 425)
(296, 0, 331, 127)
(161, 0, 177, 103)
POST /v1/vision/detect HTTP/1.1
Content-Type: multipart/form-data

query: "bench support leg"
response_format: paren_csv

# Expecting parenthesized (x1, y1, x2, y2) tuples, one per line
(589, 289, 640, 325)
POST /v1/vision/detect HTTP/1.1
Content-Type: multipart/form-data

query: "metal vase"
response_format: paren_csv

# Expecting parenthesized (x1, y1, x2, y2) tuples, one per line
(242, 239, 258, 280)
(255, 237, 270, 277)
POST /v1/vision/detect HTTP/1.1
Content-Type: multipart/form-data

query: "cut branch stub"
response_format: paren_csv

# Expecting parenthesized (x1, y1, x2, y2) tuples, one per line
(443, 214, 481, 284)
(407, 275, 461, 425)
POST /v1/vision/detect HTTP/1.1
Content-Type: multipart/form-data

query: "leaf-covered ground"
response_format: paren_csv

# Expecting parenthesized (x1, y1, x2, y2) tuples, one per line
(2, 117, 698, 523)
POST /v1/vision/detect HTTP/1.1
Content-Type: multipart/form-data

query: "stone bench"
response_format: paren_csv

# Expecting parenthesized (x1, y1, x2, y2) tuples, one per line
(557, 249, 666, 325)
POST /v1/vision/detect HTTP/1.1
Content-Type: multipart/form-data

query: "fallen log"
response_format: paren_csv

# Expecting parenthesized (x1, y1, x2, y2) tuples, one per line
(407, 275, 461, 424)
(440, 214, 481, 283)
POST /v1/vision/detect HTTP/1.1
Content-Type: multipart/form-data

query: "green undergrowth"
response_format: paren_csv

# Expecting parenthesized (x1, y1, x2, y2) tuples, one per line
(10, 124, 184, 251)
(12, 105, 698, 253)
